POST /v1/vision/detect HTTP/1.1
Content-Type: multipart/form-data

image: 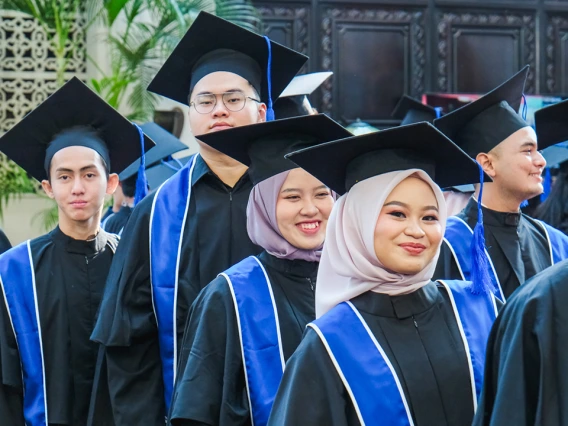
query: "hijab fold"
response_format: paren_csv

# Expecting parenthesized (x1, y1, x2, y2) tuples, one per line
(316, 170, 447, 317)
(247, 170, 323, 262)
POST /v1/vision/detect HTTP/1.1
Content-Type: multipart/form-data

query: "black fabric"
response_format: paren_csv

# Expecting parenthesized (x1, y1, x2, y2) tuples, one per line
(267, 282, 476, 426)
(534, 98, 568, 150)
(90, 155, 261, 425)
(196, 114, 351, 185)
(0, 229, 12, 255)
(473, 260, 568, 426)
(0, 77, 154, 182)
(286, 122, 489, 196)
(101, 206, 114, 222)
(0, 227, 118, 425)
(190, 49, 262, 95)
(433, 198, 551, 299)
(273, 96, 311, 119)
(103, 206, 133, 235)
(169, 251, 317, 425)
(392, 95, 439, 125)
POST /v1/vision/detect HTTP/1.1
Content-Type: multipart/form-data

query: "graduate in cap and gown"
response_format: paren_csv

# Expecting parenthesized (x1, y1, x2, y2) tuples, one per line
(0, 77, 154, 426)
(473, 98, 568, 426)
(267, 122, 499, 426)
(169, 114, 350, 426)
(432, 66, 568, 301)
(91, 11, 307, 424)
(272, 72, 332, 119)
(102, 122, 187, 235)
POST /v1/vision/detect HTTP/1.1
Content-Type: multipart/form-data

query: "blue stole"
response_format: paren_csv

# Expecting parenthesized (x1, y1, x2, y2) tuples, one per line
(0, 241, 48, 426)
(220, 256, 284, 426)
(149, 154, 197, 411)
(310, 281, 497, 426)
(444, 216, 568, 301)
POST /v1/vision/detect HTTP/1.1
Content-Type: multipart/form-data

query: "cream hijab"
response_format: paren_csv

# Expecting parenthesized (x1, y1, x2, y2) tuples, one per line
(316, 169, 447, 317)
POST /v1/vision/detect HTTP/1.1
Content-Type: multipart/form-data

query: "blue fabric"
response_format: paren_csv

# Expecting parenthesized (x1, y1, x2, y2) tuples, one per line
(444, 217, 503, 301)
(0, 242, 47, 425)
(536, 220, 568, 264)
(263, 36, 275, 121)
(311, 302, 413, 426)
(438, 280, 497, 401)
(222, 256, 284, 426)
(149, 154, 198, 411)
(540, 168, 552, 203)
(133, 123, 148, 205)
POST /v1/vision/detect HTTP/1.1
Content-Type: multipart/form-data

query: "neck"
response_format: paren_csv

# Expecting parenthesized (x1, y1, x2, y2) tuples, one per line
(122, 197, 135, 208)
(198, 142, 248, 188)
(58, 210, 101, 240)
(475, 182, 521, 213)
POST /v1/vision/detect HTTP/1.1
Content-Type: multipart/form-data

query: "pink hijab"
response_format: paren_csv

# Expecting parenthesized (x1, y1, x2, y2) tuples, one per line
(247, 170, 324, 262)
(316, 169, 447, 317)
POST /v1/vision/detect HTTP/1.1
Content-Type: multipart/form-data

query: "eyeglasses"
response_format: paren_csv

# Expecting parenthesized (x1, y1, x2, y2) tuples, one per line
(189, 91, 261, 114)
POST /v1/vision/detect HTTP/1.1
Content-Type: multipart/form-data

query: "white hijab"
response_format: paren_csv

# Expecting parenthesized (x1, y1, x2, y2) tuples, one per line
(316, 170, 447, 317)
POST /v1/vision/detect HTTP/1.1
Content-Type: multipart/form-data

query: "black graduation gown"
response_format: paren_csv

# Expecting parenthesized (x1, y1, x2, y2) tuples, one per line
(267, 282, 478, 426)
(0, 227, 118, 425)
(102, 206, 132, 235)
(434, 198, 551, 299)
(169, 251, 317, 426)
(101, 206, 114, 222)
(473, 260, 568, 426)
(91, 155, 261, 425)
(0, 229, 11, 255)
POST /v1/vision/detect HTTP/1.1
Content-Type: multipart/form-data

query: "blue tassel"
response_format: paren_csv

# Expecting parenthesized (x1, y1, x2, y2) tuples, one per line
(263, 35, 275, 121)
(468, 162, 494, 295)
(540, 168, 552, 203)
(133, 123, 148, 205)
(521, 94, 528, 121)
(520, 199, 529, 208)
(434, 106, 442, 119)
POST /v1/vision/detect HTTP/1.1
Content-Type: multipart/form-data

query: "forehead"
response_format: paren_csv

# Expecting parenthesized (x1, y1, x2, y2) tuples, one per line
(191, 71, 254, 95)
(50, 145, 104, 170)
(281, 168, 326, 188)
(500, 125, 537, 149)
(386, 176, 437, 202)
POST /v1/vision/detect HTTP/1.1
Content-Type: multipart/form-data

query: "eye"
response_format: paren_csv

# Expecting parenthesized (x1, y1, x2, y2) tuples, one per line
(316, 191, 331, 198)
(59, 175, 70, 181)
(388, 211, 406, 219)
(86, 173, 96, 178)
(423, 215, 439, 222)
(285, 195, 300, 200)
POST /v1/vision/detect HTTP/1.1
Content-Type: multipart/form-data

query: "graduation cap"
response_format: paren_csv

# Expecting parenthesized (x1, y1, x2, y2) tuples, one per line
(145, 156, 192, 190)
(285, 122, 489, 196)
(147, 11, 308, 121)
(534, 98, 568, 151)
(118, 122, 187, 180)
(392, 95, 442, 125)
(196, 114, 352, 185)
(0, 77, 154, 185)
(434, 66, 530, 158)
(273, 72, 332, 119)
(541, 143, 568, 168)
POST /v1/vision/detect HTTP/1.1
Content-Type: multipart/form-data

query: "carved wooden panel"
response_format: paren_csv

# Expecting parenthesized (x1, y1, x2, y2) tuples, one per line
(257, 5, 309, 71)
(545, 13, 568, 93)
(320, 7, 426, 126)
(437, 11, 537, 94)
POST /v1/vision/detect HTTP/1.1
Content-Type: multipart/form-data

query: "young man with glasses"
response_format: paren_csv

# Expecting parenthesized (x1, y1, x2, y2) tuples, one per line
(91, 12, 307, 425)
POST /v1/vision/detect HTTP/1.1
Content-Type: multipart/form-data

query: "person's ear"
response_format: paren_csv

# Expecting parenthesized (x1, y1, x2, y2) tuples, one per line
(106, 173, 120, 195)
(41, 179, 55, 199)
(476, 152, 497, 178)
(257, 103, 267, 123)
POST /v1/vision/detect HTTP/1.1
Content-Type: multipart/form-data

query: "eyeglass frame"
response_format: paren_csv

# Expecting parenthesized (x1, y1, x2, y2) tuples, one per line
(188, 90, 262, 114)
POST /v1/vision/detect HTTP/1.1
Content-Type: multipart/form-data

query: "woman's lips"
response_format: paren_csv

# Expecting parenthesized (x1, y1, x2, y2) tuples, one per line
(70, 201, 88, 208)
(399, 243, 426, 255)
(296, 221, 321, 235)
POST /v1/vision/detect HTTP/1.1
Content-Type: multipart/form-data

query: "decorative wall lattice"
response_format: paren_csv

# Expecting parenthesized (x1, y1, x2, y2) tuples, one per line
(0, 11, 87, 132)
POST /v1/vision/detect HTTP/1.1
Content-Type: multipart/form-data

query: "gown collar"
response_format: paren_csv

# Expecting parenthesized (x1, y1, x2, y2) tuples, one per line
(352, 281, 441, 319)
(463, 198, 521, 227)
(50, 226, 109, 255)
(258, 251, 319, 278)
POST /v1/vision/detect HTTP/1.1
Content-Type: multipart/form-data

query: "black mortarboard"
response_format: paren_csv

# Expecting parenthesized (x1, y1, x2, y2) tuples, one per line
(148, 11, 307, 120)
(196, 114, 351, 185)
(274, 72, 332, 119)
(434, 66, 530, 158)
(0, 77, 154, 182)
(285, 122, 489, 196)
(392, 95, 441, 125)
(541, 143, 568, 168)
(119, 122, 187, 180)
(534, 98, 568, 151)
(145, 156, 192, 190)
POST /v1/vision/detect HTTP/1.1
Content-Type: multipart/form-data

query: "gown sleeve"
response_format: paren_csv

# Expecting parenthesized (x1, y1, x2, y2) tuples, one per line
(267, 328, 359, 426)
(473, 268, 562, 426)
(90, 194, 165, 425)
(169, 276, 249, 426)
(0, 286, 24, 425)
